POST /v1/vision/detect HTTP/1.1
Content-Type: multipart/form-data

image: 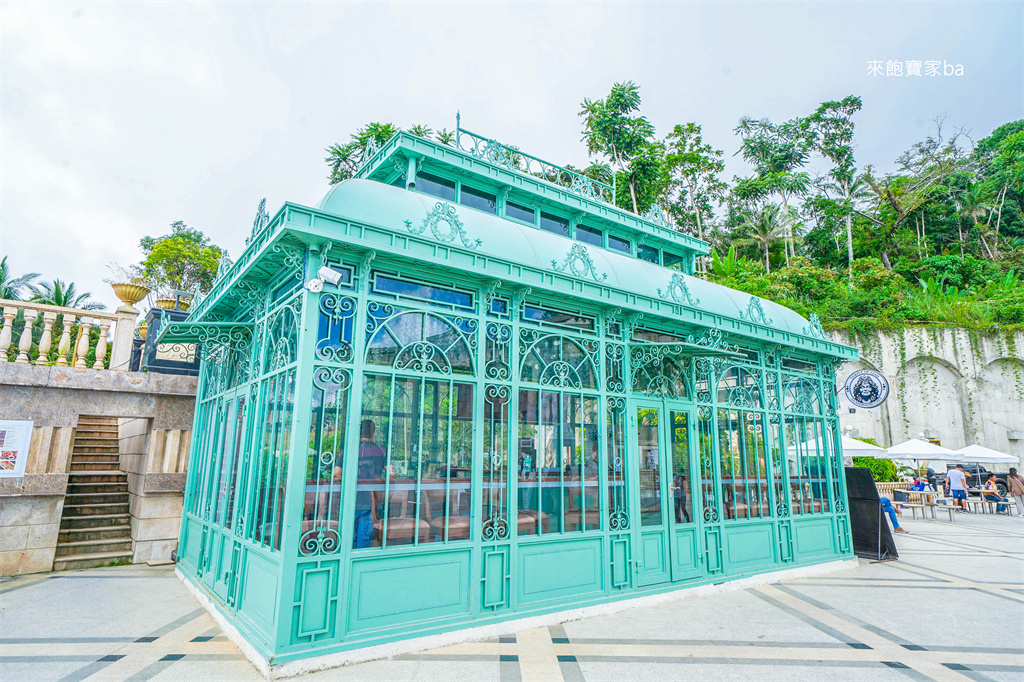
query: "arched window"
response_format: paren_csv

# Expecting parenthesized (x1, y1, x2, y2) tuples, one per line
(630, 345, 689, 398)
(716, 367, 762, 408)
(783, 377, 820, 415)
(263, 302, 299, 372)
(366, 309, 475, 375)
(520, 333, 598, 389)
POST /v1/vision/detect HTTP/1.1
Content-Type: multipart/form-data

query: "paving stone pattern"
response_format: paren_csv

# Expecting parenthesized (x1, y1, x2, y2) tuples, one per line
(1, 513, 1021, 681)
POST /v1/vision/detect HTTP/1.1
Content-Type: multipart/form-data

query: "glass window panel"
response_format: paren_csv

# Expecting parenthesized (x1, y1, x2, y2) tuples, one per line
(517, 389, 542, 535)
(250, 369, 294, 551)
(564, 395, 600, 532)
(300, 370, 349, 556)
(540, 212, 570, 237)
(459, 185, 497, 214)
(221, 398, 246, 528)
(608, 234, 631, 254)
(483, 386, 511, 541)
(662, 251, 685, 270)
(366, 310, 474, 375)
(372, 274, 474, 311)
(638, 244, 660, 264)
(717, 408, 768, 521)
(785, 415, 831, 515)
(575, 225, 603, 247)
(670, 411, 693, 524)
(506, 201, 535, 224)
(521, 305, 595, 332)
(417, 172, 456, 201)
(636, 407, 662, 526)
(606, 398, 629, 530)
(316, 294, 356, 363)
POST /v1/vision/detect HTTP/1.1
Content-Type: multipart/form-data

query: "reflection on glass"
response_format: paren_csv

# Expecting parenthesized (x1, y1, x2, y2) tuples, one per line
(670, 411, 692, 525)
(785, 414, 831, 515)
(637, 407, 662, 527)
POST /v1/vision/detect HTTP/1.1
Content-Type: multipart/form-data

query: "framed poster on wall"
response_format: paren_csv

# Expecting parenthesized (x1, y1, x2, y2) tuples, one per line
(0, 421, 33, 478)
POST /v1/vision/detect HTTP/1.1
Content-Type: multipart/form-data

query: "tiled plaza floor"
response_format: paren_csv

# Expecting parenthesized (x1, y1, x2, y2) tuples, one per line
(2, 512, 1022, 681)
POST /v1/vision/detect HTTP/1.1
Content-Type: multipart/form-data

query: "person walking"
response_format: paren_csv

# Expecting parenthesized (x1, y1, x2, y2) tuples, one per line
(945, 464, 969, 512)
(1005, 468, 1024, 518)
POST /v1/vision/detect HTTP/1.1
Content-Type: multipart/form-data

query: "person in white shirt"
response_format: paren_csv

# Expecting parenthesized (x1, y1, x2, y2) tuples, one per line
(945, 465, 969, 512)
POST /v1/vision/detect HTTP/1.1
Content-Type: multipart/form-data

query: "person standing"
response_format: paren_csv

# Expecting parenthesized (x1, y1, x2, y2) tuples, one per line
(1007, 468, 1024, 518)
(335, 419, 388, 548)
(945, 464, 969, 512)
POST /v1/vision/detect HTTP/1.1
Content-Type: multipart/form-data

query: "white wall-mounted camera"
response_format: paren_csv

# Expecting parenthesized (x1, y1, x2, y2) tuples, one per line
(306, 266, 346, 293)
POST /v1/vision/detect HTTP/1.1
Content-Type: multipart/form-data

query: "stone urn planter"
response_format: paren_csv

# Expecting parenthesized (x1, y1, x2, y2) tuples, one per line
(138, 324, 148, 341)
(154, 298, 176, 310)
(111, 283, 150, 308)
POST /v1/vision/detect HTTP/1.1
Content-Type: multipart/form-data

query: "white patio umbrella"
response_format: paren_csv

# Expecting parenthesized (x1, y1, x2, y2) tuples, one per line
(840, 435, 887, 459)
(954, 444, 1020, 465)
(885, 438, 962, 470)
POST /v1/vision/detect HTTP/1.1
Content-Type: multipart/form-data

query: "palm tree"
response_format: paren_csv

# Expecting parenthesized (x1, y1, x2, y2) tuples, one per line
(0, 256, 40, 300)
(30, 279, 105, 310)
(733, 204, 794, 274)
(957, 184, 995, 259)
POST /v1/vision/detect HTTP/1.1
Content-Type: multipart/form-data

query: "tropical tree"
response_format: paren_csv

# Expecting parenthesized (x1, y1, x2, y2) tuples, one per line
(805, 96, 862, 284)
(664, 123, 728, 247)
(0, 256, 39, 300)
(579, 81, 660, 213)
(139, 221, 226, 296)
(30, 279, 104, 310)
(325, 122, 402, 184)
(733, 204, 794, 273)
(732, 116, 814, 263)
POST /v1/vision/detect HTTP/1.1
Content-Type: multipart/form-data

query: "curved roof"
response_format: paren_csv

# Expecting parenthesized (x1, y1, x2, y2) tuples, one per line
(318, 179, 815, 340)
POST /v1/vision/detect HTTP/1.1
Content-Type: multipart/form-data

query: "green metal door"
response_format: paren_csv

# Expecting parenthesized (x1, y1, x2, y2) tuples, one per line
(632, 401, 670, 586)
(632, 401, 704, 587)
(665, 406, 703, 582)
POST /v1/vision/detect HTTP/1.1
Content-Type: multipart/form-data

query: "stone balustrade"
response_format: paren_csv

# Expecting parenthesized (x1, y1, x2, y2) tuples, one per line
(0, 299, 138, 371)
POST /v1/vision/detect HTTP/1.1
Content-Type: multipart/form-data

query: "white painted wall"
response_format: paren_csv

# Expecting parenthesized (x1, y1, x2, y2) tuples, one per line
(832, 328, 1024, 460)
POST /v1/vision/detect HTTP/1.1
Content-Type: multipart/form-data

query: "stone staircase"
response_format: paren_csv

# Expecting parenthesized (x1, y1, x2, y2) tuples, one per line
(54, 416, 134, 570)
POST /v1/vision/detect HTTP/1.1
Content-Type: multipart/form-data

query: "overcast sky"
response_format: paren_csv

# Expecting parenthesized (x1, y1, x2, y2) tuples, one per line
(2, 1, 1022, 311)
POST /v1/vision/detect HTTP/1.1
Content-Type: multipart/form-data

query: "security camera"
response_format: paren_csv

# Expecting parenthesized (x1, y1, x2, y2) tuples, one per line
(317, 266, 346, 286)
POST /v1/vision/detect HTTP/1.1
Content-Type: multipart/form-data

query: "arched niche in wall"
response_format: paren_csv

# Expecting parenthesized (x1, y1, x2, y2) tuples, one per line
(978, 357, 1024, 457)
(894, 356, 967, 449)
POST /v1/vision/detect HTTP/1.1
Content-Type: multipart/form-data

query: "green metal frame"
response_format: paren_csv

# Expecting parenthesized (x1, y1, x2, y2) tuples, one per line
(174, 129, 857, 666)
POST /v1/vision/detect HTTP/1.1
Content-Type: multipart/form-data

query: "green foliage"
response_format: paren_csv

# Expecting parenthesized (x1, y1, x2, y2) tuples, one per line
(139, 221, 226, 296)
(0, 256, 39, 300)
(30, 279, 104, 310)
(851, 456, 900, 482)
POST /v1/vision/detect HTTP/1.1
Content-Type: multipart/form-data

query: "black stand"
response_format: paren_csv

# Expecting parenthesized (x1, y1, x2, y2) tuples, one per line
(844, 467, 899, 562)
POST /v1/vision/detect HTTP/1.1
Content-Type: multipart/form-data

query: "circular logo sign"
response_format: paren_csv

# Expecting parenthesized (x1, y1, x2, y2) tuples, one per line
(844, 369, 890, 408)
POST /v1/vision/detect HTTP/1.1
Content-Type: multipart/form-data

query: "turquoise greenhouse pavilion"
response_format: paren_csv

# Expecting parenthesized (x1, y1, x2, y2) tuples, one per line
(164, 125, 859, 675)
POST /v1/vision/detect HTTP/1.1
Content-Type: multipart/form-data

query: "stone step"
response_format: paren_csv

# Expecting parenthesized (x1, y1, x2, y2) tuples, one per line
(53, 550, 133, 571)
(71, 454, 120, 463)
(65, 491, 129, 506)
(68, 481, 128, 494)
(68, 472, 127, 484)
(72, 446, 121, 455)
(60, 513, 130, 530)
(75, 426, 120, 435)
(55, 537, 132, 558)
(76, 419, 119, 429)
(59, 525, 132, 543)
(62, 502, 130, 517)
(70, 462, 123, 472)
(74, 433, 119, 442)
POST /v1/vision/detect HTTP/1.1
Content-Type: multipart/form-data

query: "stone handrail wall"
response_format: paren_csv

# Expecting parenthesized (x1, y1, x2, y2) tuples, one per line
(0, 298, 138, 371)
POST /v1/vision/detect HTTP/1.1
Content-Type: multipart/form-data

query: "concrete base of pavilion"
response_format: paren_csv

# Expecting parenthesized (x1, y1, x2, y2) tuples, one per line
(178, 556, 860, 679)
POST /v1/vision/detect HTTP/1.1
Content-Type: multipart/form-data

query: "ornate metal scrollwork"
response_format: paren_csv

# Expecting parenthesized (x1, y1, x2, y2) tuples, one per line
(408, 202, 482, 250)
(802, 313, 829, 340)
(271, 244, 305, 282)
(608, 510, 630, 531)
(299, 526, 341, 556)
(642, 204, 669, 228)
(551, 244, 608, 282)
(316, 294, 356, 363)
(703, 506, 719, 523)
(485, 322, 512, 381)
(247, 197, 270, 246)
(510, 286, 532, 317)
(658, 273, 701, 307)
(740, 297, 773, 326)
(312, 367, 352, 391)
(481, 516, 510, 542)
